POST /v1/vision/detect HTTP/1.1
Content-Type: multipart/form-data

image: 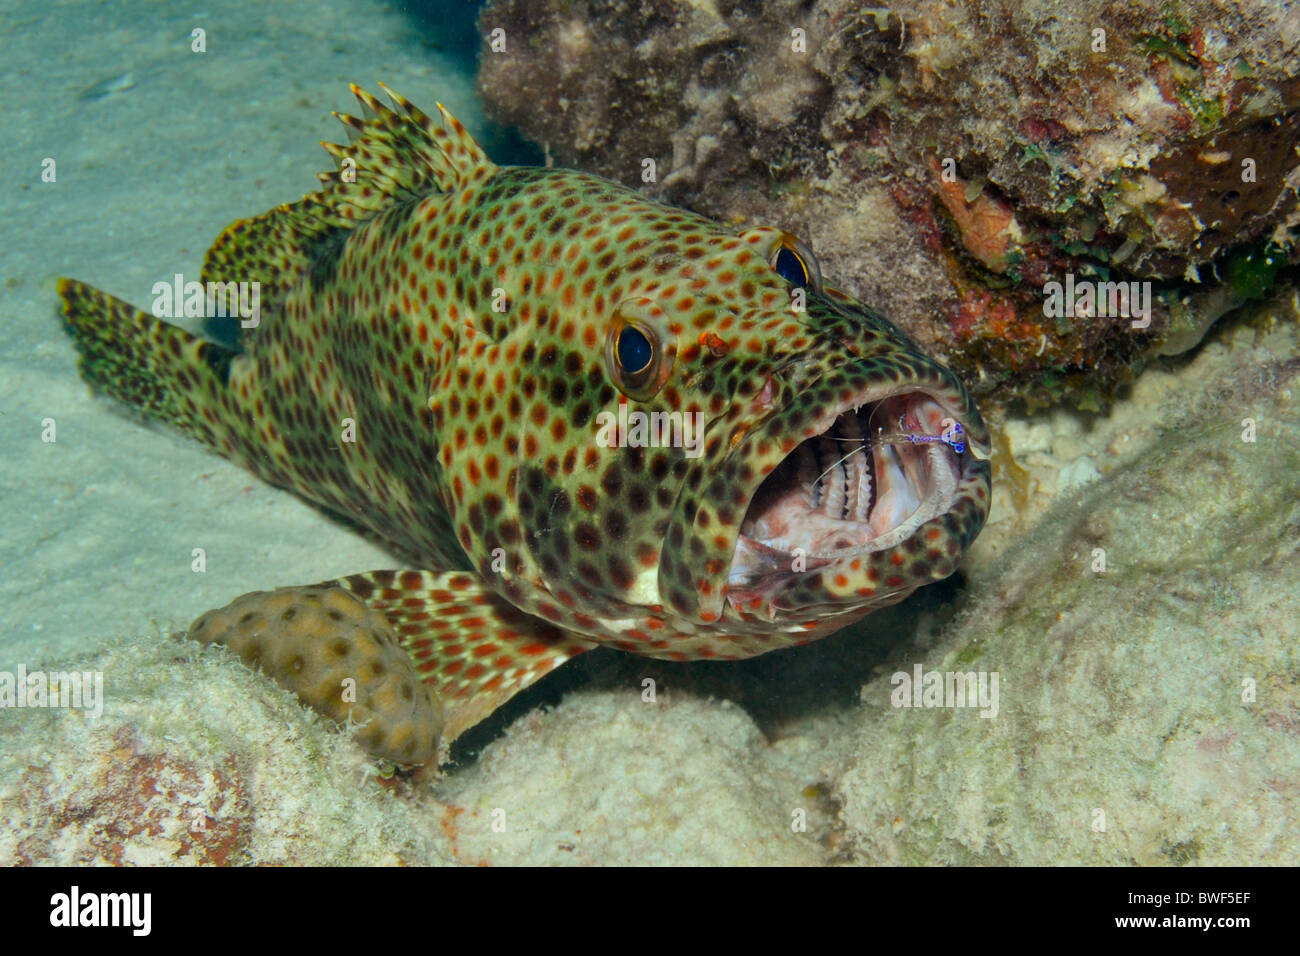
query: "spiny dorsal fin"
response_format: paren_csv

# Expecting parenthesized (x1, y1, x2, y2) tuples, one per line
(318, 83, 496, 222)
(200, 85, 495, 341)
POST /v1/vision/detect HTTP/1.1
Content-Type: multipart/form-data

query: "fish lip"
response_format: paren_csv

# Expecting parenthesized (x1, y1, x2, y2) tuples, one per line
(725, 383, 985, 611)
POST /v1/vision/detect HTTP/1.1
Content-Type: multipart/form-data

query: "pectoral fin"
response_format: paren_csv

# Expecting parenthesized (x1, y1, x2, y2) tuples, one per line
(335, 570, 596, 746)
(187, 570, 595, 766)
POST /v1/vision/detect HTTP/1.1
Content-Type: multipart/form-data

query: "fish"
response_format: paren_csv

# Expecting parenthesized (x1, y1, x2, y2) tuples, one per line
(58, 84, 992, 762)
(78, 70, 136, 102)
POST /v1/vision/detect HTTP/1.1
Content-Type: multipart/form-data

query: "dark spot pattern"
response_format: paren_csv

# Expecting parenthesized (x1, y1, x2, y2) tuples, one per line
(73, 84, 991, 684)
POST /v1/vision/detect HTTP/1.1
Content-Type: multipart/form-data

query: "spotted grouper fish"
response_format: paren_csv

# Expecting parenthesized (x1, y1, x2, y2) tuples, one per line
(59, 85, 991, 765)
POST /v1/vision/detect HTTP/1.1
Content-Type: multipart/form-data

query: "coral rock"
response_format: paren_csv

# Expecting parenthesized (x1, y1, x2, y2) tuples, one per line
(478, 0, 1300, 407)
(13, 728, 250, 866)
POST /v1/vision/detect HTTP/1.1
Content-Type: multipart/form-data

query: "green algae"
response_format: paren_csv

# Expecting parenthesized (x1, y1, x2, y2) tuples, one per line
(1224, 241, 1285, 301)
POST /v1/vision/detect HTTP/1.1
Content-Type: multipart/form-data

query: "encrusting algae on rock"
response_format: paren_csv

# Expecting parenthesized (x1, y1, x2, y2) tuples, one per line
(475, 0, 1300, 409)
(58, 84, 991, 767)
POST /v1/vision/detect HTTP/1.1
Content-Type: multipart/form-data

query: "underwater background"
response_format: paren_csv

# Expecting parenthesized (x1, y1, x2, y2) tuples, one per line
(2, 0, 1298, 864)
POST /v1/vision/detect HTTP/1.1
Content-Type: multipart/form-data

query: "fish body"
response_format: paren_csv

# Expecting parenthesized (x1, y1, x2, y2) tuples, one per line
(59, 85, 991, 755)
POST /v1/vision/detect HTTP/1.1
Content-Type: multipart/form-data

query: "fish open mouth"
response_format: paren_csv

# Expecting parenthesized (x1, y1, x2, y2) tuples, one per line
(729, 390, 968, 595)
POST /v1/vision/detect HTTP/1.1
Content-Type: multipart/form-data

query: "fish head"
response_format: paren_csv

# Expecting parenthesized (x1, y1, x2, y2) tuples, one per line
(632, 225, 992, 639)
(448, 181, 989, 650)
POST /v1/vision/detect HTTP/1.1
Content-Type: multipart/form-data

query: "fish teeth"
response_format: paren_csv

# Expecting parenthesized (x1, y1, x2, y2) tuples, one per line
(810, 438, 828, 510)
(837, 409, 866, 521)
(822, 436, 847, 519)
(857, 445, 875, 522)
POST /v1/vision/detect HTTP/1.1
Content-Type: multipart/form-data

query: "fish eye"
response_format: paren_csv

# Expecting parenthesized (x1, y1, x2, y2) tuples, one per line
(772, 246, 807, 285)
(615, 325, 653, 375)
(604, 300, 677, 401)
(769, 233, 823, 294)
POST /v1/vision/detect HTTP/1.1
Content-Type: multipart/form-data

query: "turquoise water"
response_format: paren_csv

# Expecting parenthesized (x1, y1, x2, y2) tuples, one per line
(4, 0, 501, 659)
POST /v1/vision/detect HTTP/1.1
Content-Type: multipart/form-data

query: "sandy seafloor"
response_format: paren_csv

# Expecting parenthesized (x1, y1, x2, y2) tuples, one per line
(3, 0, 1299, 865)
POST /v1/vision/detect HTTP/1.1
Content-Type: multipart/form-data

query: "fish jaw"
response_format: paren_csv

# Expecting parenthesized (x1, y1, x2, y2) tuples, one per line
(659, 313, 991, 631)
(724, 388, 991, 620)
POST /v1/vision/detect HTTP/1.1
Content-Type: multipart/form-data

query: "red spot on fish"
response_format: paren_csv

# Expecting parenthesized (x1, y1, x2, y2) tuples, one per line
(699, 331, 729, 356)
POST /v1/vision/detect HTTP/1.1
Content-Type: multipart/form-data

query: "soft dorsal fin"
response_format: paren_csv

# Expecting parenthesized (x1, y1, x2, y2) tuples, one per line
(201, 85, 496, 341)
